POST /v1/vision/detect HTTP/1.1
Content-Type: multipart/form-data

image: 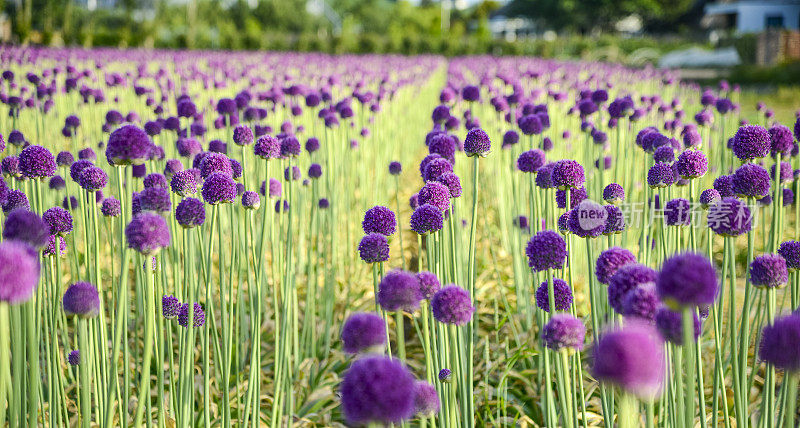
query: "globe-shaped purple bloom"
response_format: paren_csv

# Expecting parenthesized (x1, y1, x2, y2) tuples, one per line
(647, 162, 675, 188)
(199, 153, 233, 179)
(518, 114, 543, 136)
(417, 271, 441, 300)
(604, 204, 626, 235)
(3, 209, 48, 249)
(653, 146, 674, 163)
(389, 161, 402, 176)
(438, 368, 452, 383)
(699, 189, 721, 209)
(170, 170, 197, 196)
(622, 282, 660, 322)
(431, 285, 474, 325)
(592, 322, 665, 399)
(435, 172, 462, 198)
(517, 149, 546, 173)
(125, 212, 170, 255)
(732, 125, 770, 161)
(106, 125, 153, 166)
(0, 240, 39, 304)
(2, 190, 29, 214)
(418, 181, 451, 212)
(542, 313, 585, 351)
(759, 314, 800, 371)
(675, 150, 708, 179)
(202, 172, 237, 205)
(567, 200, 607, 238)
(657, 253, 718, 308)
(378, 270, 422, 312)
(101, 198, 121, 217)
(731, 163, 771, 198)
(778, 241, 800, 272)
(664, 198, 692, 226)
(358, 233, 389, 264)
(280, 136, 301, 158)
(410, 204, 444, 235)
(254, 135, 281, 159)
(713, 175, 734, 198)
(551, 160, 585, 189)
(750, 254, 789, 289)
(526, 230, 567, 272)
(56, 151, 75, 168)
(232, 125, 254, 146)
(19, 145, 56, 179)
(176, 138, 202, 159)
(340, 356, 416, 425)
(655, 306, 701, 345)
(162, 295, 181, 319)
(138, 187, 171, 213)
(362, 206, 396, 236)
(42, 207, 73, 236)
(535, 278, 573, 312)
(143, 173, 168, 189)
(62, 282, 100, 318)
(414, 381, 440, 417)
(603, 183, 625, 204)
(175, 197, 205, 228)
(78, 166, 108, 191)
(463, 128, 491, 157)
(768, 124, 794, 157)
(708, 197, 752, 237)
(341, 312, 387, 354)
(423, 158, 453, 182)
(241, 191, 260, 209)
(596, 247, 637, 285)
(608, 264, 657, 314)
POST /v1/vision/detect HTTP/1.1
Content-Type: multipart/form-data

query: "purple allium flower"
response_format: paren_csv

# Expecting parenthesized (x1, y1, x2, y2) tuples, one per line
(106, 125, 153, 166)
(708, 197, 752, 236)
(503, 130, 519, 147)
(1, 156, 20, 178)
(647, 162, 675, 188)
(542, 313, 585, 351)
(62, 282, 100, 318)
(177, 302, 205, 327)
(19, 145, 56, 179)
(423, 158, 453, 182)
(699, 189, 721, 209)
(771, 161, 794, 185)
(608, 264, 657, 314)
(42, 207, 73, 236)
(164, 160, 184, 179)
(603, 183, 625, 204)
(199, 153, 233, 179)
(596, 247, 637, 285)
(462, 85, 480, 102)
(655, 306, 701, 345)
(176, 137, 202, 159)
(389, 161, 402, 176)
(416, 271, 441, 300)
(241, 191, 260, 210)
(567, 200, 607, 238)
(750, 254, 789, 289)
(42, 235, 67, 258)
(78, 166, 108, 191)
(318, 198, 329, 209)
(378, 270, 422, 312)
(3, 209, 49, 249)
(535, 163, 555, 189)
(175, 197, 205, 228)
(232, 125, 254, 146)
(622, 282, 660, 322)
(56, 151, 75, 168)
(138, 187, 171, 213)
(68, 160, 92, 183)
(551, 159, 585, 189)
(3, 190, 29, 213)
(413, 381, 440, 417)
(340, 356, 416, 425)
(731, 163, 771, 198)
(463, 128, 491, 157)
(432, 105, 451, 124)
(418, 181, 451, 212)
(431, 285, 474, 325)
(603, 204, 625, 235)
(282, 165, 300, 182)
(438, 368, 452, 383)
(435, 172, 462, 198)
(162, 295, 180, 319)
(526, 230, 567, 272)
(68, 350, 80, 366)
(358, 233, 389, 264)
(778, 241, 800, 272)
(535, 278, 573, 312)
(101, 197, 121, 217)
(208, 139, 227, 154)
(732, 125, 770, 161)
(759, 314, 800, 371)
(306, 163, 323, 180)
(254, 135, 280, 159)
(592, 322, 665, 399)
(768, 124, 794, 157)
(713, 175, 735, 198)
(656, 253, 718, 308)
(170, 170, 197, 197)
(49, 175, 66, 191)
(518, 114, 543, 135)
(362, 206, 396, 236)
(675, 150, 708, 179)
(428, 133, 457, 164)
(683, 129, 702, 148)
(78, 148, 96, 162)
(517, 149, 546, 173)
(653, 146, 674, 163)
(0, 240, 39, 304)
(279, 136, 301, 158)
(410, 204, 444, 235)
(341, 312, 387, 354)
(125, 212, 170, 255)
(143, 173, 168, 189)
(664, 198, 692, 226)
(202, 172, 237, 205)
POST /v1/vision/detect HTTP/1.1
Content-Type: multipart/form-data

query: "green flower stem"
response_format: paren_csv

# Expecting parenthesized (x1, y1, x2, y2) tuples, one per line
(134, 255, 156, 426)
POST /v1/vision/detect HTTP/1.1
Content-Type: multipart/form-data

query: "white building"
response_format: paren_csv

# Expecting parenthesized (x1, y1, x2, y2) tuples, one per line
(704, 0, 800, 33)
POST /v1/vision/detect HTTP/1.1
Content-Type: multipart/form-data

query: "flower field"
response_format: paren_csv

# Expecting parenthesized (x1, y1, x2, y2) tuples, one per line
(0, 47, 799, 428)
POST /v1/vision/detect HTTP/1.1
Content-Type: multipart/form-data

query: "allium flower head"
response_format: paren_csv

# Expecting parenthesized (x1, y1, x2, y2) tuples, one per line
(608, 264, 657, 314)
(170, 170, 197, 196)
(567, 200, 607, 238)
(535, 163, 555, 189)
(542, 313, 585, 351)
(732, 125, 770, 161)
(653, 146, 674, 163)
(175, 197, 205, 228)
(414, 381, 440, 417)
(68, 350, 80, 366)
(232, 125, 254, 146)
(178, 302, 205, 327)
(675, 150, 708, 179)
(3, 209, 49, 249)
(101, 197, 121, 217)
(106, 125, 153, 166)
(144, 173, 168, 189)
(535, 278, 573, 312)
(592, 322, 665, 399)
(340, 356, 416, 425)
(362, 206, 396, 236)
(423, 158, 453, 182)
(42, 207, 73, 236)
(3, 190, 29, 214)
(431, 285, 474, 325)
(254, 135, 280, 159)
(604, 204, 625, 235)
(78, 166, 108, 191)
(341, 312, 387, 354)
(769, 124, 794, 157)
(435, 172, 462, 198)
(19, 145, 56, 179)
(708, 197, 752, 236)
(358, 233, 389, 264)
(657, 253, 718, 308)
(199, 153, 233, 179)
(125, 212, 170, 255)
(162, 295, 180, 319)
(202, 172, 237, 205)
(517, 149, 546, 173)
(463, 128, 491, 157)
(622, 282, 660, 322)
(280, 136, 301, 158)
(664, 198, 692, 226)
(759, 314, 800, 371)
(418, 181, 451, 212)
(526, 230, 567, 272)
(750, 254, 789, 289)
(518, 114, 543, 135)
(410, 204, 443, 235)
(655, 306, 701, 345)
(596, 247, 636, 284)
(647, 162, 675, 188)
(731, 163, 771, 198)
(603, 183, 625, 204)
(699, 189, 721, 209)
(0, 240, 40, 304)
(556, 187, 587, 209)
(778, 241, 800, 272)
(378, 270, 422, 312)
(551, 159, 585, 189)
(417, 271, 441, 299)
(438, 368, 452, 383)
(388, 161, 402, 175)
(62, 282, 100, 318)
